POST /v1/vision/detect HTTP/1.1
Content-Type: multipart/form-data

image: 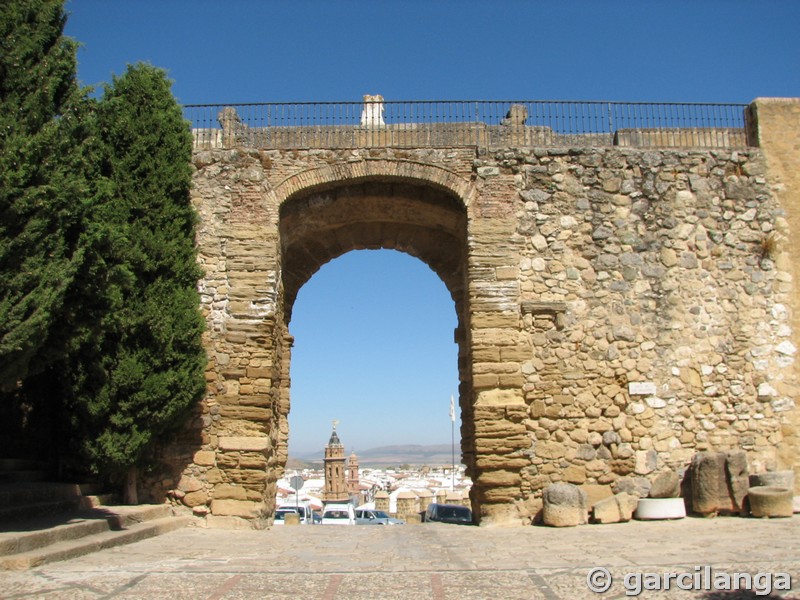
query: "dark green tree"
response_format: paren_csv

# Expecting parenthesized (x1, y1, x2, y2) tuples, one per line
(0, 0, 93, 390)
(63, 64, 206, 498)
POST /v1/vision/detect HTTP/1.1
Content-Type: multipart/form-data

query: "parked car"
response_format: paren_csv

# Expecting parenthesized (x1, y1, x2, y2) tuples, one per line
(274, 504, 311, 525)
(354, 509, 405, 525)
(321, 503, 355, 525)
(423, 503, 473, 525)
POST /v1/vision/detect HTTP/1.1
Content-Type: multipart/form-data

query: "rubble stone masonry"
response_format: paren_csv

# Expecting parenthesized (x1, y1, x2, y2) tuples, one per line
(145, 99, 800, 528)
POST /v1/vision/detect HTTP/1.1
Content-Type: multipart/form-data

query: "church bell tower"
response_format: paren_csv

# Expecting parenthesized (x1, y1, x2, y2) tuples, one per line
(323, 420, 349, 504)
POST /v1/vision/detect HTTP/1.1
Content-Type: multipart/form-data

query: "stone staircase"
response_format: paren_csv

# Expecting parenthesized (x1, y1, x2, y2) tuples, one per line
(0, 459, 191, 570)
(0, 458, 48, 484)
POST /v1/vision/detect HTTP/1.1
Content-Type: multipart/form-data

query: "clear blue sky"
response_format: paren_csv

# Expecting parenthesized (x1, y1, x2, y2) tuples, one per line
(64, 0, 799, 455)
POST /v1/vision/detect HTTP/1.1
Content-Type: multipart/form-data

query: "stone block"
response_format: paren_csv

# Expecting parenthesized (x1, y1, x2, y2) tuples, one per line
(481, 487, 521, 503)
(177, 475, 203, 493)
(564, 465, 587, 484)
(690, 451, 726, 515)
(476, 470, 521, 487)
(219, 436, 270, 452)
(239, 454, 268, 469)
(748, 486, 793, 518)
(182, 490, 209, 508)
(476, 389, 525, 406)
(634, 449, 657, 475)
(542, 483, 587, 527)
(219, 406, 272, 421)
(613, 476, 651, 498)
(725, 450, 749, 511)
(204, 515, 259, 530)
(213, 483, 248, 500)
(193, 450, 217, 466)
(750, 470, 795, 490)
(206, 468, 224, 484)
(210, 499, 263, 519)
(536, 440, 566, 459)
(228, 468, 268, 487)
(479, 503, 522, 526)
(615, 493, 640, 521)
(592, 492, 638, 524)
(649, 470, 680, 498)
(245, 366, 273, 379)
(579, 484, 613, 508)
(690, 450, 749, 515)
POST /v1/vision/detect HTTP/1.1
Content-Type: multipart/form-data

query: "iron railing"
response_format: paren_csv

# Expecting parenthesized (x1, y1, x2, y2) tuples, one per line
(184, 100, 749, 151)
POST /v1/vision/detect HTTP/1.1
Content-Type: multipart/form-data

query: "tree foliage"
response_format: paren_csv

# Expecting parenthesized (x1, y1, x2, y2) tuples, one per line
(61, 64, 206, 481)
(1, 0, 206, 490)
(0, 0, 93, 389)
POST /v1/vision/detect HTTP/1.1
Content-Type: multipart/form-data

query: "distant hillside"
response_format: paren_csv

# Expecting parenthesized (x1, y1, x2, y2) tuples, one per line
(285, 456, 321, 470)
(293, 444, 458, 467)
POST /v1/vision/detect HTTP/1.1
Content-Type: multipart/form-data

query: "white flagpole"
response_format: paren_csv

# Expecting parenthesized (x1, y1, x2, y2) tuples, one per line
(450, 394, 455, 491)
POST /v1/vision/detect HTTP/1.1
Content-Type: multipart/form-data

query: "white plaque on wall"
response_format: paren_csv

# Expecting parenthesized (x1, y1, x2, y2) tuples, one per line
(628, 381, 657, 396)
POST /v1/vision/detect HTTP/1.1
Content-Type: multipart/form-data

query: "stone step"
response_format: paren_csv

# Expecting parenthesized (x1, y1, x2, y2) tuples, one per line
(79, 493, 120, 510)
(0, 459, 48, 472)
(0, 513, 191, 570)
(0, 470, 49, 484)
(0, 482, 85, 508)
(0, 482, 108, 522)
(0, 498, 82, 524)
(0, 504, 175, 556)
(0, 476, 188, 570)
(0, 513, 113, 556)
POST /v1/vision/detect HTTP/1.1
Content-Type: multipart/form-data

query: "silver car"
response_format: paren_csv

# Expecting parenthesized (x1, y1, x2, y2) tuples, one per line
(354, 509, 405, 525)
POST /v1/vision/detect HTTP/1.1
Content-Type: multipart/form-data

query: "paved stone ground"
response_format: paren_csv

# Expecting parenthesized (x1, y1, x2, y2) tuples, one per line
(2, 515, 799, 599)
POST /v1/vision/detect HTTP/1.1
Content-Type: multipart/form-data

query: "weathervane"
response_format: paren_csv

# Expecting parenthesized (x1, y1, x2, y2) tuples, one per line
(332, 419, 339, 431)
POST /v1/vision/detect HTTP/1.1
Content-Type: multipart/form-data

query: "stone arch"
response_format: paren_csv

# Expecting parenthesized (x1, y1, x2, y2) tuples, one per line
(279, 178, 468, 316)
(272, 171, 476, 516)
(272, 159, 476, 211)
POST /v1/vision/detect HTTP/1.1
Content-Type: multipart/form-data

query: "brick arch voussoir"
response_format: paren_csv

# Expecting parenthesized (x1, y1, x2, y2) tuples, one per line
(272, 159, 475, 208)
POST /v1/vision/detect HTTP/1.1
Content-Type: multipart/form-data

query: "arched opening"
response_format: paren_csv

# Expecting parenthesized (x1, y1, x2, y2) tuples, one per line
(276, 177, 473, 509)
(286, 249, 460, 466)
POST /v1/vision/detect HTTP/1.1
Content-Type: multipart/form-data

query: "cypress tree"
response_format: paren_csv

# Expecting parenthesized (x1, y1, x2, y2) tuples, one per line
(0, 0, 92, 390)
(1, 3, 205, 493)
(64, 64, 206, 496)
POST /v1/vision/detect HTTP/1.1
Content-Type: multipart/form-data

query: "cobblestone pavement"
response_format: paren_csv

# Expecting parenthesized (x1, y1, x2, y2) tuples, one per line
(2, 516, 799, 599)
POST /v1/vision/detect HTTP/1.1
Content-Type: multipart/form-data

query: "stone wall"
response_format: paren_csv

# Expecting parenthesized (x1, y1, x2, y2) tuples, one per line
(467, 145, 796, 522)
(147, 99, 800, 528)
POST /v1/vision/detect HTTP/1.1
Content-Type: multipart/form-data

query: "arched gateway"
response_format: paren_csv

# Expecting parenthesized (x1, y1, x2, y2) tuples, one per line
(149, 99, 800, 528)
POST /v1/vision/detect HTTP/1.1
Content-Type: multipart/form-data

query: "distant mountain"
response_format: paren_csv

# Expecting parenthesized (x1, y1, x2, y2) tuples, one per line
(285, 456, 321, 470)
(293, 443, 458, 467)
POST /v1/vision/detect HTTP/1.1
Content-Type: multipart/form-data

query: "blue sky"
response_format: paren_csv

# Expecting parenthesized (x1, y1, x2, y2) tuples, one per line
(64, 1, 799, 455)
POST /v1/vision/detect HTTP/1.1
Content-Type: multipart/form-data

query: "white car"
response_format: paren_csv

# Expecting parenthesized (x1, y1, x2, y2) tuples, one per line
(274, 505, 311, 525)
(321, 503, 355, 525)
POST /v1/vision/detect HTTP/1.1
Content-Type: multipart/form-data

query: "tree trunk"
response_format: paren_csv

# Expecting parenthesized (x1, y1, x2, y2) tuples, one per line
(124, 466, 139, 504)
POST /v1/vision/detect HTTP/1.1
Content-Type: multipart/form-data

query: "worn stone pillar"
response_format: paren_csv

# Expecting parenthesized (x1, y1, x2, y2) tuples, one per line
(374, 491, 390, 512)
(467, 168, 532, 525)
(747, 98, 800, 492)
(184, 149, 286, 529)
(395, 491, 420, 520)
(416, 489, 433, 514)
